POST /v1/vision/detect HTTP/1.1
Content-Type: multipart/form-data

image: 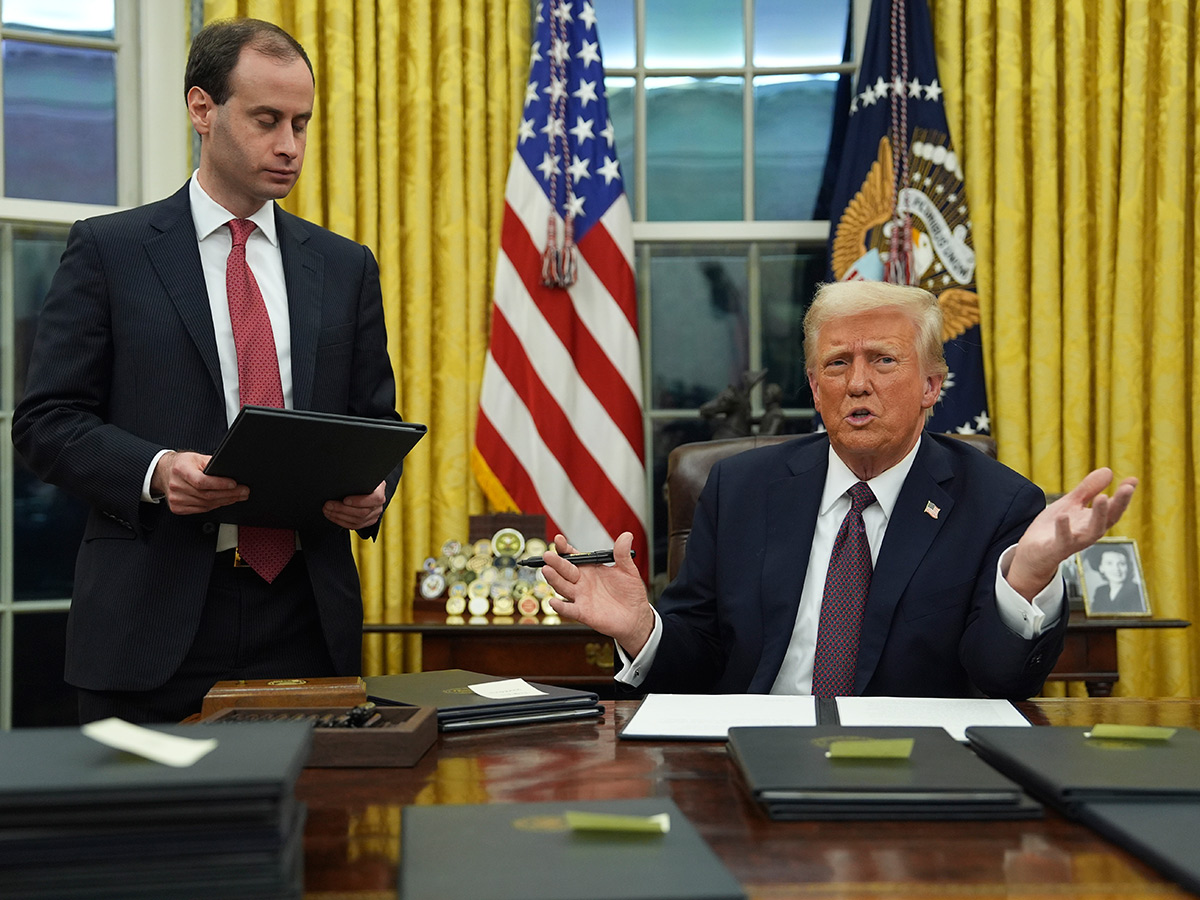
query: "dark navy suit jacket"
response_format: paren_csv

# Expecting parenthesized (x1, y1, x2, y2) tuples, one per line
(12, 182, 401, 692)
(643, 433, 1067, 700)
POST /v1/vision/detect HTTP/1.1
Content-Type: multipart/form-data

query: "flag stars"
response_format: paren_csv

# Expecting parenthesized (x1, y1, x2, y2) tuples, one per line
(600, 118, 615, 147)
(573, 79, 598, 107)
(537, 151, 561, 180)
(544, 76, 568, 104)
(974, 411, 991, 432)
(529, 41, 542, 65)
(909, 77, 922, 96)
(579, 1, 597, 29)
(525, 80, 540, 106)
(568, 154, 591, 180)
(550, 37, 570, 65)
(540, 116, 566, 140)
(569, 115, 595, 142)
(565, 193, 586, 218)
(891, 76, 906, 96)
(924, 79, 944, 101)
(552, 1, 573, 23)
(577, 38, 601, 67)
(517, 117, 536, 144)
(598, 155, 621, 184)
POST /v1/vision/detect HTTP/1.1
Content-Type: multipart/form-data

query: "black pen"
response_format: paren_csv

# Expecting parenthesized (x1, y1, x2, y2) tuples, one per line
(516, 549, 634, 568)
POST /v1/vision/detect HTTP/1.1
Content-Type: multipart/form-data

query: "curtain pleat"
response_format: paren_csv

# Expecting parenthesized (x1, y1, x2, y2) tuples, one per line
(934, 0, 1198, 697)
(203, 0, 529, 674)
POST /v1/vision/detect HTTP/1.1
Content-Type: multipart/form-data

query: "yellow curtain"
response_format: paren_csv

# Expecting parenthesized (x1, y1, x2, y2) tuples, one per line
(202, 0, 529, 673)
(932, 0, 1199, 696)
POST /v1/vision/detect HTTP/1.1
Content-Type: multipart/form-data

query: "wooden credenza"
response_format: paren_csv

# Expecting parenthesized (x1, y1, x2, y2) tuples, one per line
(364, 611, 1190, 697)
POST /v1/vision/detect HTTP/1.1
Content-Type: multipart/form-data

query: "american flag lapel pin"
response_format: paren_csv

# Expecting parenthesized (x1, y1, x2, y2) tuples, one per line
(924, 500, 940, 519)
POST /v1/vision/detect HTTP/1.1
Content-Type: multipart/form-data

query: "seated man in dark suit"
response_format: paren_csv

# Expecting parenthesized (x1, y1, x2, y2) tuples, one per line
(542, 280, 1137, 699)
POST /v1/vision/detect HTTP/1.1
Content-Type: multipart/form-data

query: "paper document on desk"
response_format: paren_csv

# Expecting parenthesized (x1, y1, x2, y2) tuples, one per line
(620, 694, 817, 740)
(835, 696, 1030, 742)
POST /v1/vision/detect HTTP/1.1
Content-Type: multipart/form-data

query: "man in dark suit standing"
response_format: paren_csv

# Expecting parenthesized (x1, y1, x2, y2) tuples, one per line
(542, 281, 1137, 699)
(12, 19, 401, 724)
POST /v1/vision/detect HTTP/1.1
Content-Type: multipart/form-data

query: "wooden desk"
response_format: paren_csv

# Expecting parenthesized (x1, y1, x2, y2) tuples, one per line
(300, 698, 1200, 899)
(365, 613, 1191, 698)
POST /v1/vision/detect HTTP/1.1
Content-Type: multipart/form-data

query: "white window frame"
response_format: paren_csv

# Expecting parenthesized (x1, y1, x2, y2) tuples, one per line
(0, 0, 189, 730)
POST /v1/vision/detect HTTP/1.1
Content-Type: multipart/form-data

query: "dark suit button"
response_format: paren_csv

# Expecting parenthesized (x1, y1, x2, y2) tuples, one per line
(201, 522, 216, 534)
(1030, 654, 1043, 665)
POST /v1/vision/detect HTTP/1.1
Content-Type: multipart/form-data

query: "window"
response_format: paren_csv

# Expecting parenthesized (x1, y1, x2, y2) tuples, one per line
(0, 0, 188, 729)
(592, 0, 865, 581)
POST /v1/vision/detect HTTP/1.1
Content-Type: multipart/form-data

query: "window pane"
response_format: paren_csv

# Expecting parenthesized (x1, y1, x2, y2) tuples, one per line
(11, 228, 88, 601)
(646, 77, 742, 221)
(12, 611, 76, 727)
(3, 40, 117, 204)
(645, 0, 743, 68)
(648, 243, 749, 409)
(650, 417, 715, 577)
(592, 0, 634, 68)
(605, 76, 635, 208)
(754, 75, 839, 220)
(754, 0, 849, 66)
(2, 0, 114, 38)
(759, 243, 824, 410)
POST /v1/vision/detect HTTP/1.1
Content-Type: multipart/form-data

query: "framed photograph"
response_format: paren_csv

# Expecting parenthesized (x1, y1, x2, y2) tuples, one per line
(1058, 555, 1085, 611)
(1078, 537, 1151, 617)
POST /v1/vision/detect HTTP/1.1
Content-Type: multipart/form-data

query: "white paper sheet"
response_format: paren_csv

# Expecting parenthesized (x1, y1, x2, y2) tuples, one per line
(81, 717, 218, 767)
(468, 678, 549, 699)
(620, 693, 818, 739)
(835, 696, 1031, 742)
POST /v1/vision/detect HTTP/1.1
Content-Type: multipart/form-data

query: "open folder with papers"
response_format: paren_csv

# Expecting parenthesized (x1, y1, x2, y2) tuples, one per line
(203, 405, 426, 528)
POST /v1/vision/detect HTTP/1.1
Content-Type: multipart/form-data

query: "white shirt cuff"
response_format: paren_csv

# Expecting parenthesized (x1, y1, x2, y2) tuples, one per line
(995, 543, 1064, 639)
(142, 449, 172, 502)
(614, 608, 663, 686)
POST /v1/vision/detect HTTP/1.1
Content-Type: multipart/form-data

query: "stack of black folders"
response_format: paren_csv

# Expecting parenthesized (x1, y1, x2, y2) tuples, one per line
(364, 668, 602, 732)
(0, 720, 312, 899)
(727, 726, 1042, 821)
(967, 724, 1200, 894)
(399, 797, 745, 900)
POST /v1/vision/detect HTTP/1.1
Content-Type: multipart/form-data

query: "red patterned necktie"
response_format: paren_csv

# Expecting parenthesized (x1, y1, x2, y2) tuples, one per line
(811, 481, 877, 697)
(226, 218, 294, 583)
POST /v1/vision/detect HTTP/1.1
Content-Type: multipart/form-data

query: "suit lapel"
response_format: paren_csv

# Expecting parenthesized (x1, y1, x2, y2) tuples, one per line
(277, 207, 323, 410)
(853, 437, 955, 692)
(144, 184, 222, 397)
(752, 438, 828, 690)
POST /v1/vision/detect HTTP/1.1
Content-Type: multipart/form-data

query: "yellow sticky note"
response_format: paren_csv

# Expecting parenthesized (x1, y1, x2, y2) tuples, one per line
(1085, 724, 1176, 741)
(826, 738, 915, 759)
(564, 810, 670, 834)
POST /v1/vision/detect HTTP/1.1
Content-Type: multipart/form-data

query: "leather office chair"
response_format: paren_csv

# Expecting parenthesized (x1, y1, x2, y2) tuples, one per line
(664, 433, 999, 581)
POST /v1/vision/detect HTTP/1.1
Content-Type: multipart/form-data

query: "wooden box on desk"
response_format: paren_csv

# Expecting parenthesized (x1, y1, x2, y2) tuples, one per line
(200, 676, 367, 717)
(199, 705, 437, 767)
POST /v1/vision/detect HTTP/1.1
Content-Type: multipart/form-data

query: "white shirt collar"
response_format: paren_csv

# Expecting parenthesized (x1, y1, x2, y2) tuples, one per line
(189, 170, 279, 246)
(819, 436, 922, 521)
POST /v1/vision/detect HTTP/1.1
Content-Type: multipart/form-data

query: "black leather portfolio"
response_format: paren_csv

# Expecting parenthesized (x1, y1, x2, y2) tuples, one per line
(399, 797, 745, 900)
(965, 725, 1200, 812)
(1076, 801, 1200, 894)
(365, 669, 602, 732)
(203, 405, 426, 528)
(727, 725, 1041, 820)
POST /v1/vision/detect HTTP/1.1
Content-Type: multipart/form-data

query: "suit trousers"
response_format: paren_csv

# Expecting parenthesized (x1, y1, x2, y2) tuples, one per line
(77, 550, 336, 724)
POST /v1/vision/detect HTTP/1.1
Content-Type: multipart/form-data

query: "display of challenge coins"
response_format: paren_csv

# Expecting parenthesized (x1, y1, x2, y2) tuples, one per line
(420, 527, 572, 622)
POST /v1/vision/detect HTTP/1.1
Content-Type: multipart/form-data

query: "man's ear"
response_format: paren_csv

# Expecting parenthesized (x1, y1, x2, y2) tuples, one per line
(921, 372, 944, 410)
(187, 86, 215, 136)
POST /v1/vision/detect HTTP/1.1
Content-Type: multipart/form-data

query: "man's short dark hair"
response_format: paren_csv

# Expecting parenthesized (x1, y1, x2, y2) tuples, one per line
(185, 18, 313, 105)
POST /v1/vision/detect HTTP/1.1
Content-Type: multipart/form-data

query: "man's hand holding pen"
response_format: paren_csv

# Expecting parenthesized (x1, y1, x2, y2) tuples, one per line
(541, 531, 656, 658)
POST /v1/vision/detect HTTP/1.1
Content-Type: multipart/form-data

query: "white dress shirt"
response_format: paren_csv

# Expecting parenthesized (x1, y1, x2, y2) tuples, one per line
(616, 437, 1063, 691)
(141, 174, 295, 552)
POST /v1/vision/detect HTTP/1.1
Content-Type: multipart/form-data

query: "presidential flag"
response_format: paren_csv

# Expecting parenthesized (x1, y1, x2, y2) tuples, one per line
(824, 0, 990, 436)
(473, 0, 648, 574)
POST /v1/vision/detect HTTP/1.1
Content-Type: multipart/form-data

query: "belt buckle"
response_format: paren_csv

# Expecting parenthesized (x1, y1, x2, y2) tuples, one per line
(233, 548, 248, 567)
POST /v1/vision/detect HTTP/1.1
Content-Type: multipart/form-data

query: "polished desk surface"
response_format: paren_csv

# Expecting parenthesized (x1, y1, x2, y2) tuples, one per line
(301, 698, 1200, 899)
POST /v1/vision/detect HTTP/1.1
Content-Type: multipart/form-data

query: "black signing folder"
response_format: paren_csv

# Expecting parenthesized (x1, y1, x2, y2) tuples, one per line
(203, 405, 426, 528)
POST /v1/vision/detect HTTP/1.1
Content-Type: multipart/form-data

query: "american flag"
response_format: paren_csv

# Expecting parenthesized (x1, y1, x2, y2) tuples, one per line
(473, 0, 648, 575)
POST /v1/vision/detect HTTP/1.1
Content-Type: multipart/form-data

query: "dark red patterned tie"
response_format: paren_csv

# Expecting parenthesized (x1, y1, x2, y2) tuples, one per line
(226, 218, 294, 583)
(811, 481, 876, 697)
